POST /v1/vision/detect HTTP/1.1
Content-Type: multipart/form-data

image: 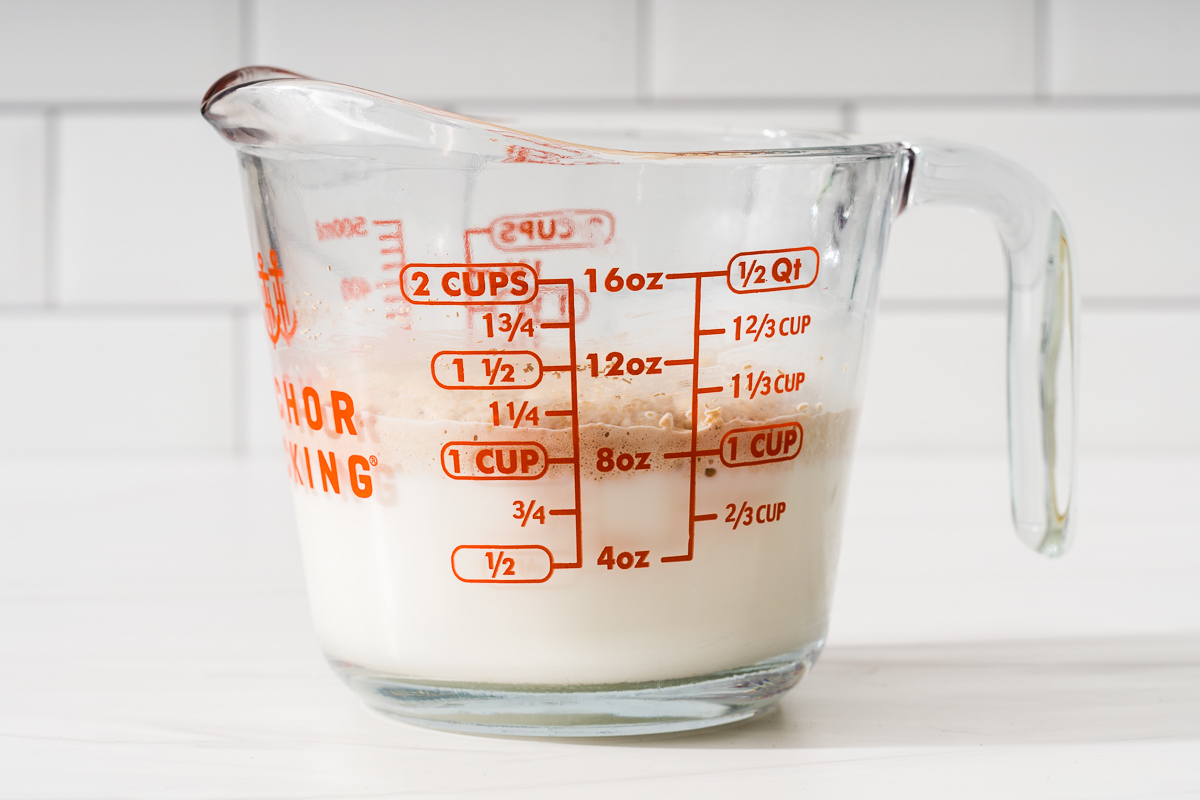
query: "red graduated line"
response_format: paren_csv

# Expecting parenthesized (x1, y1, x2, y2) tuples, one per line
(462, 228, 489, 263)
(543, 409, 576, 418)
(542, 364, 573, 372)
(546, 457, 575, 465)
(373, 220, 405, 258)
(693, 513, 718, 522)
(548, 508, 578, 516)
(666, 270, 727, 280)
(696, 386, 723, 394)
(662, 275, 706, 564)
(699, 328, 726, 336)
(538, 277, 583, 570)
(373, 222, 405, 303)
(663, 448, 720, 460)
(663, 358, 694, 367)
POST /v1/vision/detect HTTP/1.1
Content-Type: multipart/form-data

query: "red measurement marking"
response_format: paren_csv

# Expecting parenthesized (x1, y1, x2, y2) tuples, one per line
(440, 441, 548, 481)
(663, 448, 720, 460)
(340, 277, 371, 301)
(597, 546, 650, 571)
(504, 145, 578, 164)
(401, 263, 538, 305)
(479, 310, 533, 342)
(661, 273, 710, 563)
(451, 544, 553, 584)
(733, 312, 810, 341)
(725, 501, 787, 530)
(664, 270, 727, 280)
(514, 499, 546, 527)
(462, 227, 489, 263)
(373, 219, 406, 268)
(536, 277, 583, 570)
(595, 448, 651, 473)
(490, 399, 540, 428)
(582, 267, 664, 293)
(487, 210, 614, 251)
(727, 247, 819, 294)
(731, 370, 805, 399)
(256, 249, 297, 348)
(720, 423, 804, 468)
(315, 216, 367, 241)
(368, 220, 409, 325)
(584, 351, 664, 378)
(430, 350, 543, 390)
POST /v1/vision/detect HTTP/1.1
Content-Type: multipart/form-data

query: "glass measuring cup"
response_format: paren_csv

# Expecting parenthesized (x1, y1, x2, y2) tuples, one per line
(202, 67, 1076, 737)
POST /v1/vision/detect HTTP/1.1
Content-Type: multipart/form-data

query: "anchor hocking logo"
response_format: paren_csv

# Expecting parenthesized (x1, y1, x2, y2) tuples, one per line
(258, 249, 297, 347)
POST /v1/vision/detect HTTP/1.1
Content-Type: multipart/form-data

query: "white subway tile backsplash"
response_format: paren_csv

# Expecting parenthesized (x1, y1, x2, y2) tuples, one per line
(56, 112, 254, 306)
(1078, 308, 1200, 450)
(856, 308, 1200, 452)
(881, 205, 1008, 301)
(1049, 0, 1200, 96)
(0, 313, 235, 453)
(650, 0, 1037, 98)
(0, 0, 1194, 462)
(856, 310, 1008, 450)
(0, 0, 240, 103)
(857, 106, 1200, 299)
(0, 115, 45, 305)
(242, 308, 284, 455)
(253, 0, 638, 102)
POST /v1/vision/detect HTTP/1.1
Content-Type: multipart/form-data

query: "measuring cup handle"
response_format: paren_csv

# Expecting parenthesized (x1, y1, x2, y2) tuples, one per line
(902, 142, 1077, 556)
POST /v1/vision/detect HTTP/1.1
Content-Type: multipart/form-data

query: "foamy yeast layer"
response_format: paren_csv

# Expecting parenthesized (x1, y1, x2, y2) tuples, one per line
(375, 407, 857, 480)
(352, 348, 821, 429)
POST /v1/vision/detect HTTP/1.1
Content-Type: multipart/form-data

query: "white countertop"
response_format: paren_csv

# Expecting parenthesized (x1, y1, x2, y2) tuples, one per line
(2, 451, 1198, 798)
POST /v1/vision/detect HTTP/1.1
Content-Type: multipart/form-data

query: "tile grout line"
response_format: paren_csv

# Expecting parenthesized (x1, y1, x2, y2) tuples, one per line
(635, 0, 652, 101)
(1034, 0, 1052, 100)
(0, 101, 199, 114)
(42, 108, 60, 308)
(0, 303, 257, 315)
(841, 102, 857, 134)
(239, 0, 256, 65)
(4, 97, 1200, 114)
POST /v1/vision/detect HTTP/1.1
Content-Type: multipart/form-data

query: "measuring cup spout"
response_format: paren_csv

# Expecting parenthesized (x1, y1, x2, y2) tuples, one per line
(201, 67, 616, 168)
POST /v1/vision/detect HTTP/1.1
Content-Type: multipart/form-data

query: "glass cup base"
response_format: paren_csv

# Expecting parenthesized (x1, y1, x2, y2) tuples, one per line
(331, 642, 823, 737)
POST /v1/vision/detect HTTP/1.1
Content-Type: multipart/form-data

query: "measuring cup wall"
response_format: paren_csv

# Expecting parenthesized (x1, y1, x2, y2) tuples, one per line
(202, 69, 1048, 734)
(233, 143, 907, 689)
